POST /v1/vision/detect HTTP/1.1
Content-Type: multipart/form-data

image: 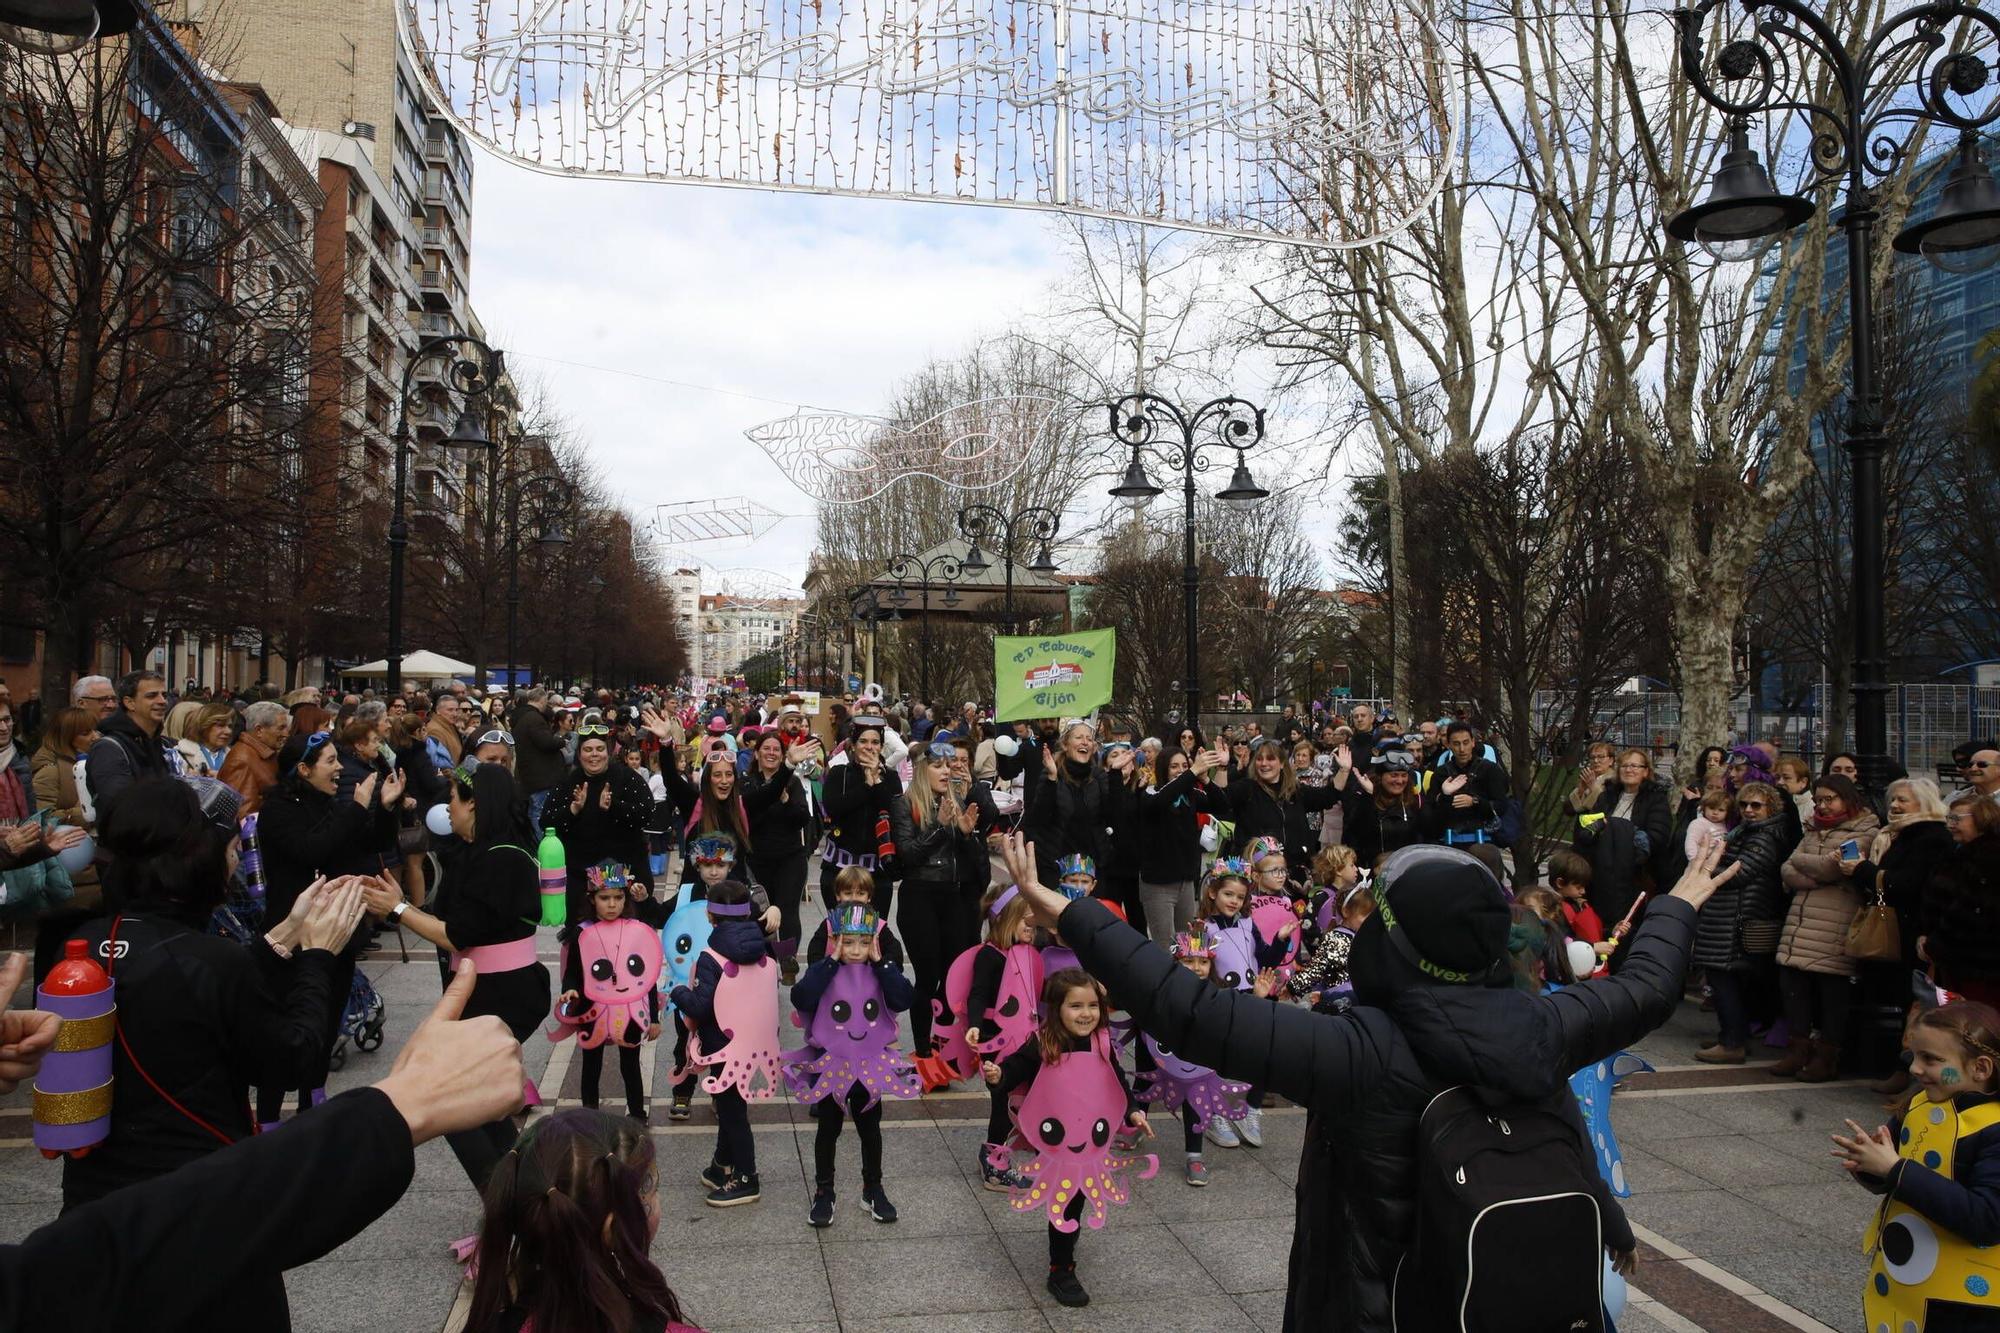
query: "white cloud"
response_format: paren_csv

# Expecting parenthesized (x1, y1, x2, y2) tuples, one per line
(464, 157, 1070, 584)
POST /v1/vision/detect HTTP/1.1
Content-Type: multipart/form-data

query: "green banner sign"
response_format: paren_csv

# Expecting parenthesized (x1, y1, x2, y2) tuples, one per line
(993, 629, 1117, 722)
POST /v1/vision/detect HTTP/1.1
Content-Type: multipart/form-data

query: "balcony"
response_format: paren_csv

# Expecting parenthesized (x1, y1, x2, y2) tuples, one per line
(422, 226, 445, 250)
(425, 131, 449, 163)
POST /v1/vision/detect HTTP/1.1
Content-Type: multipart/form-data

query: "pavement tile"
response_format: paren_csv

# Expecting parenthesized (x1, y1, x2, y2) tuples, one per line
(1708, 1246, 1867, 1332)
(320, 1187, 481, 1261)
(1648, 1132, 1842, 1189)
(864, 1311, 1052, 1332)
(1681, 1082, 1879, 1135)
(1622, 1188, 1818, 1259)
(1735, 1180, 1875, 1246)
(823, 1234, 1037, 1317)
(1606, 1096, 1730, 1141)
(805, 1169, 994, 1240)
(1134, 1153, 1297, 1222)
(1041, 1294, 1251, 1331)
(1612, 1145, 1710, 1194)
(1167, 1217, 1291, 1295)
(286, 1258, 459, 1333)
(1233, 1287, 1288, 1333)
(1000, 1221, 1218, 1308)
(657, 1241, 829, 1327)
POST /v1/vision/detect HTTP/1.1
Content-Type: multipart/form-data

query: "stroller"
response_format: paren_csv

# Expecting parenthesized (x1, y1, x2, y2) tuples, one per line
(328, 969, 386, 1071)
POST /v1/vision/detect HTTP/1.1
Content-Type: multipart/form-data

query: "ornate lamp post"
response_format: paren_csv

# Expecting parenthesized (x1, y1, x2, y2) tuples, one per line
(1667, 1, 2000, 787)
(883, 549, 966, 705)
(1105, 393, 1268, 729)
(956, 505, 1060, 636)
(387, 334, 504, 696)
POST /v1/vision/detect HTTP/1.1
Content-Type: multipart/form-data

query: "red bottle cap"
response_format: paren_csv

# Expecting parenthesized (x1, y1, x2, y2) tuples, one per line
(42, 938, 110, 996)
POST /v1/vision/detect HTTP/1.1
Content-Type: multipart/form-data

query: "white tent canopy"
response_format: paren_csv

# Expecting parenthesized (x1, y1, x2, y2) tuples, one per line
(340, 650, 477, 681)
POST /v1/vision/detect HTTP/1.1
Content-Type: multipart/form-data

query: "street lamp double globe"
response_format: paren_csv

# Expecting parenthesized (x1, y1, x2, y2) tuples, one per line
(1665, 0, 2000, 793)
(1105, 392, 1269, 729)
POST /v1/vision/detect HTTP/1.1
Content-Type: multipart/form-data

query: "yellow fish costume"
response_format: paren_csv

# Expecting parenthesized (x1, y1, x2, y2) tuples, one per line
(1864, 1093, 2000, 1330)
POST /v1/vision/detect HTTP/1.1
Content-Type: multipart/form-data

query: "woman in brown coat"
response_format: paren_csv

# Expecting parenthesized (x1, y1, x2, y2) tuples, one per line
(1772, 773, 1880, 1082)
(28, 706, 102, 980)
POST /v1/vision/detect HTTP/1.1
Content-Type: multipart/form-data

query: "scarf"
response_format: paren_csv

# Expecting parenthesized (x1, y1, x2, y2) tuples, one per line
(0, 745, 24, 822)
(424, 716, 463, 765)
(1812, 809, 1850, 831)
(1870, 811, 1941, 864)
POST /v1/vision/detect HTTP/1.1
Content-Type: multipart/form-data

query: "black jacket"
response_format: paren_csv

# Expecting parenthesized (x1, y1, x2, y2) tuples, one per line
(1587, 780, 1675, 890)
(1134, 772, 1213, 884)
(84, 712, 173, 807)
(544, 762, 657, 919)
(1339, 787, 1428, 869)
(1691, 815, 1785, 972)
(741, 763, 814, 862)
(510, 702, 569, 794)
(62, 913, 341, 1210)
(1852, 818, 1953, 971)
(1063, 894, 1692, 1332)
(5, 1087, 414, 1333)
(1023, 760, 1117, 883)
(1924, 833, 2000, 996)
(1429, 754, 1511, 837)
(256, 784, 395, 924)
(893, 797, 981, 890)
(820, 762, 903, 862)
(1221, 776, 1339, 869)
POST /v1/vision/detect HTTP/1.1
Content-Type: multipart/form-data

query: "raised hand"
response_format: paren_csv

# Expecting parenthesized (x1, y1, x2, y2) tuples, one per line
(598, 784, 613, 811)
(355, 771, 381, 809)
(372, 963, 526, 1145)
(380, 768, 407, 805)
(1666, 836, 1741, 911)
(570, 783, 587, 815)
(299, 875, 368, 954)
(1442, 773, 1468, 795)
(638, 706, 673, 741)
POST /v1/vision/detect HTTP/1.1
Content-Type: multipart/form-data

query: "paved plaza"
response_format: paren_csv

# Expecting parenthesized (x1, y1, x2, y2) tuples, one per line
(0, 911, 1883, 1333)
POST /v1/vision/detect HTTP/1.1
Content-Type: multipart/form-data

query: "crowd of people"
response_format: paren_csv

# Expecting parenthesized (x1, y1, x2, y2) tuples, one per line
(1, 670, 1998, 1332)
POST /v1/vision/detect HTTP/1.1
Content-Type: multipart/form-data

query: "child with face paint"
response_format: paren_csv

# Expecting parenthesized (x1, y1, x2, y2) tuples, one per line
(556, 861, 664, 1121)
(983, 969, 1156, 1309)
(1834, 1000, 2000, 1330)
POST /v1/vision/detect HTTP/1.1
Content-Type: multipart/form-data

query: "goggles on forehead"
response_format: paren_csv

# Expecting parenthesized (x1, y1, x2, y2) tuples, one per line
(474, 729, 514, 748)
(926, 741, 958, 761)
(304, 730, 332, 749)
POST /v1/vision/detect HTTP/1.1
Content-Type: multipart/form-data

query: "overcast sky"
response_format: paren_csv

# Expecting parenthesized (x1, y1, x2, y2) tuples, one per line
(466, 155, 1086, 588)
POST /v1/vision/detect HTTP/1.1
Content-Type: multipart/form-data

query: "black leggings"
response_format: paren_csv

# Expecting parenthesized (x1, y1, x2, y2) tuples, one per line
(446, 1116, 520, 1193)
(986, 1080, 1014, 1145)
(713, 1087, 755, 1176)
(581, 1041, 646, 1116)
(1048, 1194, 1087, 1267)
(1779, 966, 1854, 1047)
(819, 860, 894, 917)
(1181, 1105, 1203, 1154)
(257, 952, 354, 1121)
(750, 852, 809, 955)
(813, 1083, 884, 1190)
(899, 886, 974, 1054)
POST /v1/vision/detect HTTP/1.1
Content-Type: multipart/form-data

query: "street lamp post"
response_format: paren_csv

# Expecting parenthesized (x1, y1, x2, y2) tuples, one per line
(1667, 1, 2000, 790)
(387, 334, 505, 697)
(504, 474, 574, 691)
(883, 549, 966, 706)
(1105, 393, 1269, 730)
(956, 505, 1060, 636)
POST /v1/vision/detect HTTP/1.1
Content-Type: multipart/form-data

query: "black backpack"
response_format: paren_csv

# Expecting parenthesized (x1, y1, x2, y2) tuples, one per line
(1391, 1085, 1606, 1332)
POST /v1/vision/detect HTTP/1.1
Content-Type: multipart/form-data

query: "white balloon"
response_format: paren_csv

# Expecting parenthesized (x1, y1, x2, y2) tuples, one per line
(993, 735, 1019, 758)
(1566, 939, 1598, 980)
(424, 803, 453, 837)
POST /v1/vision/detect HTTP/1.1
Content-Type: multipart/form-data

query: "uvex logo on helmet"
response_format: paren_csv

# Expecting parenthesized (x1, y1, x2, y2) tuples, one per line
(1024, 662, 1082, 690)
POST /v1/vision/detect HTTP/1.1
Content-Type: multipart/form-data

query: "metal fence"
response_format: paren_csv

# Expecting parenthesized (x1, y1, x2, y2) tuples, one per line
(1532, 683, 2000, 780)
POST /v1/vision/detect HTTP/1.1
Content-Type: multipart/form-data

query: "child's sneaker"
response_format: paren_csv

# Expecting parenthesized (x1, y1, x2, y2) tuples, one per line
(1184, 1155, 1208, 1187)
(979, 1144, 1032, 1193)
(668, 1096, 692, 1122)
(1236, 1108, 1263, 1148)
(1205, 1116, 1241, 1149)
(807, 1188, 835, 1228)
(698, 1158, 729, 1191)
(1046, 1264, 1090, 1308)
(862, 1184, 898, 1223)
(705, 1173, 761, 1208)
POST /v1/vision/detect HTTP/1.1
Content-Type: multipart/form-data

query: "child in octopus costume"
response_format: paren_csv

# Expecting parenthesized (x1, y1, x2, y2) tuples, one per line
(927, 881, 1045, 1190)
(784, 902, 918, 1227)
(661, 833, 780, 1123)
(984, 967, 1158, 1310)
(1127, 932, 1252, 1187)
(1242, 836, 1305, 992)
(668, 876, 782, 1208)
(1196, 858, 1294, 1150)
(552, 861, 665, 1121)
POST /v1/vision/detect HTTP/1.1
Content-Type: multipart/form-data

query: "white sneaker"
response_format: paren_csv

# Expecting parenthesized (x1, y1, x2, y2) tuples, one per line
(1237, 1108, 1263, 1148)
(1205, 1116, 1241, 1148)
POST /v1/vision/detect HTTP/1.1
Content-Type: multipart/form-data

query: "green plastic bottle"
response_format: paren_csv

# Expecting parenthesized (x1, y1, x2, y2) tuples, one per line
(537, 828, 567, 927)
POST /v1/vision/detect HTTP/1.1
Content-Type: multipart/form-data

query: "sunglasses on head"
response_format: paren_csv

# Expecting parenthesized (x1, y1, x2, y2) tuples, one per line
(474, 729, 514, 748)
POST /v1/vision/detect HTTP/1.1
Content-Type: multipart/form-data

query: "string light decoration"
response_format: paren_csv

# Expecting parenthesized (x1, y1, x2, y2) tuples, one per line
(651, 495, 793, 544)
(744, 393, 1057, 502)
(398, 0, 1458, 246)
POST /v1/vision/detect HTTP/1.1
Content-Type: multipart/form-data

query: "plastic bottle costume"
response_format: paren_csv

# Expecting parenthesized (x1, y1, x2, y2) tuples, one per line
(550, 863, 664, 1050)
(1864, 1096, 2000, 1326)
(536, 827, 567, 927)
(1008, 1028, 1159, 1230)
(1126, 934, 1252, 1133)
(33, 939, 114, 1159)
(783, 904, 920, 1109)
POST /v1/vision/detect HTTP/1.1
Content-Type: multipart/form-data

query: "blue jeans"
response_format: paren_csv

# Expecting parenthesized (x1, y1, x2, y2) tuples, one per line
(527, 788, 551, 839)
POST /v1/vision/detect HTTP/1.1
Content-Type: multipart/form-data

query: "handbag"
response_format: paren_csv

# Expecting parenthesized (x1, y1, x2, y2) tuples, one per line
(396, 823, 429, 859)
(1846, 896, 1902, 962)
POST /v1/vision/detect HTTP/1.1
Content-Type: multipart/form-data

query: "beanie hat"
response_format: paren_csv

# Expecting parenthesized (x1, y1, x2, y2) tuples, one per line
(1351, 845, 1511, 991)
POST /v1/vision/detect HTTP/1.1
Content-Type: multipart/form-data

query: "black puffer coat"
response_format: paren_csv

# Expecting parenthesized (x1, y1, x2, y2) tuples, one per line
(1063, 894, 1694, 1332)
(1023, 760, 1116, 883)
(1222, 775, 1340, 869)
(1691, 814, 1785, 972)
(1850, 817, 1953, 972)
(1923, 833, 2000, 997)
